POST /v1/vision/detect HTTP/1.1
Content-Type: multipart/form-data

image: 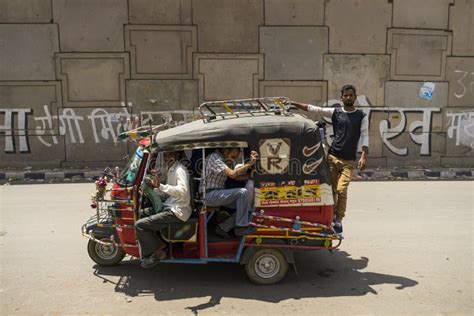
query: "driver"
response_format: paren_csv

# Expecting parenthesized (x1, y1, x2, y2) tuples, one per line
(135, 150, 191, 268)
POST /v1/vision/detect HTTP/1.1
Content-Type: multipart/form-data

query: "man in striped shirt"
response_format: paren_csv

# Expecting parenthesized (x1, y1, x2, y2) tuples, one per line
(200, 148, 258, 237)
(290, 85, 369, 234)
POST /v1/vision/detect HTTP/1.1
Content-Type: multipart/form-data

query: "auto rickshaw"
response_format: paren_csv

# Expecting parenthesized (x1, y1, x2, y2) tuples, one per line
(82, 97, 342, 284)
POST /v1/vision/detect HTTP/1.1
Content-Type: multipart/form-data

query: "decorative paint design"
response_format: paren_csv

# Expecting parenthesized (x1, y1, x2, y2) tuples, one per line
(259, 138, 291, 174)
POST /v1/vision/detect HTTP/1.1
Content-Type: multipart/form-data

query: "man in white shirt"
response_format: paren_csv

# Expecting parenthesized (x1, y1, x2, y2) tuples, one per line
(135, 150, 191, 268)
(290, 85, 369, 234)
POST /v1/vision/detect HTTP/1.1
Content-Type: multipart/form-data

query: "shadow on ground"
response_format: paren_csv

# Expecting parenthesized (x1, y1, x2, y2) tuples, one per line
(93, 250, 417, 314)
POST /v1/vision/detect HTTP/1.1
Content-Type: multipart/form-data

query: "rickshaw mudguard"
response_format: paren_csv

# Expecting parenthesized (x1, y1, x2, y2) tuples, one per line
(84, 215, 119, 241)
(239, 240, 294, 265)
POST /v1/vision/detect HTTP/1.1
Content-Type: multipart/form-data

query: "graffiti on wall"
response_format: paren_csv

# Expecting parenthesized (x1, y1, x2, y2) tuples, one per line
(453, 69, 474, 99)
(1, 98, 473, 157)
(366, 107, 440, 156)
(446, 111, 474, 148)
(0, 104, 194, 153)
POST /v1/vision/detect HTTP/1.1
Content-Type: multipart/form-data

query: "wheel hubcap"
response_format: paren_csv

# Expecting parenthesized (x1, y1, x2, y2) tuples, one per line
(95, 241, 118, 260)
(255, 254, 280, 279)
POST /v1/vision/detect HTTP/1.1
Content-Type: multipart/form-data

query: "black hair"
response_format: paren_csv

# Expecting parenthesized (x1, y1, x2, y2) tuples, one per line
(340, 85, 357, 95)
(219, 147, 241, 154)
(164, 150, 184, 160)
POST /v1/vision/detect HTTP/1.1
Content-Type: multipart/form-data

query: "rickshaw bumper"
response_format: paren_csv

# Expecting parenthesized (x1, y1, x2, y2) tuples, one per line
(82, 215, 119, 245)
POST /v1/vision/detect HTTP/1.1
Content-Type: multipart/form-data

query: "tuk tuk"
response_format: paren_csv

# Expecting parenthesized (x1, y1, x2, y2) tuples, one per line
(82, 97, 342, 284)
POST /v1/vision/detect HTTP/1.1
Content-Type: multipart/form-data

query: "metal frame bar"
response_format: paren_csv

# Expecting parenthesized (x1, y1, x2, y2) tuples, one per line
(198, 97, 290, 122)
(160, 237, 247, 264)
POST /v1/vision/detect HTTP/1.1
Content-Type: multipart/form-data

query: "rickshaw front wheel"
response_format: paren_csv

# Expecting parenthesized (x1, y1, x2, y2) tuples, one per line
(87, 238, 125, 266)
(245, 248, 289, 285)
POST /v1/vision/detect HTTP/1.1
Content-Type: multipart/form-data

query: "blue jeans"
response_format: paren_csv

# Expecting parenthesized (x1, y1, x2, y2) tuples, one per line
(204, 187, 254, 232)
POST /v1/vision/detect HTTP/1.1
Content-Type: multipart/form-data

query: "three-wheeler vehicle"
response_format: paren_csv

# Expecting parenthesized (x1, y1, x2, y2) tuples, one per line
(82, 97, 342, 284)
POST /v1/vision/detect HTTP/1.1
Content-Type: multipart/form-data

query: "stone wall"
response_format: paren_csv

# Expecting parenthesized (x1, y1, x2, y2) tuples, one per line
(0, 0, 473, 169)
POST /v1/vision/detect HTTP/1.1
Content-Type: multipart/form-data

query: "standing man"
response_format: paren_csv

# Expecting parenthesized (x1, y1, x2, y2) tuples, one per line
(290, 85, 369, 234)
(135, 150, 191, 268)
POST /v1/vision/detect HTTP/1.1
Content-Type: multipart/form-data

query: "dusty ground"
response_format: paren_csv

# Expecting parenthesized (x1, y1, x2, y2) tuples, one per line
(0, 182, 473, 315)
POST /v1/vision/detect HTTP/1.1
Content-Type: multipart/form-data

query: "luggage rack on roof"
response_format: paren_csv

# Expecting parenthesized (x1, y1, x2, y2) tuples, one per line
(198, 97, 291, 122)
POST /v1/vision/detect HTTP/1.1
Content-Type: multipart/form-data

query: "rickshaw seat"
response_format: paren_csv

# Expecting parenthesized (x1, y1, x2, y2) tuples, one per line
(159, 213, 198, 243)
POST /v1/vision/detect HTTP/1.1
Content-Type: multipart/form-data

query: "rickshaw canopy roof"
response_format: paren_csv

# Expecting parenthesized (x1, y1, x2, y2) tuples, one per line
(155, 113, 317, 150)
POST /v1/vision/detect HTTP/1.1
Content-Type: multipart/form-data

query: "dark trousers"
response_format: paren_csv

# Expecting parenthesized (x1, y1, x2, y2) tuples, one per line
(134, 209, 182, 257)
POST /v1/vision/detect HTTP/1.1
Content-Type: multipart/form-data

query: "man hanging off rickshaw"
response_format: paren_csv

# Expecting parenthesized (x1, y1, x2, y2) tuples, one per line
(289, 84, 369, 234)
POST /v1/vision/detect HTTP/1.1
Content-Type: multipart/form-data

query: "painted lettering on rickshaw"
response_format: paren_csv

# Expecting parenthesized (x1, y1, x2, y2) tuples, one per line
(256, 182, 322, 207)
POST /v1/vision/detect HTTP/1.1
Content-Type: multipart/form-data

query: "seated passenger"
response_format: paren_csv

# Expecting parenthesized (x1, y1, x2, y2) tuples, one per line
(135, 150, 191, 268)
(200, 147, 258, 238)
(225, 162, 255, 207)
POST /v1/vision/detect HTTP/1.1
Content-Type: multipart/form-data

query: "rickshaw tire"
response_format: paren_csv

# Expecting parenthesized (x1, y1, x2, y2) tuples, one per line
(87, 238, 126, 266)
(245, 248, 289, 285)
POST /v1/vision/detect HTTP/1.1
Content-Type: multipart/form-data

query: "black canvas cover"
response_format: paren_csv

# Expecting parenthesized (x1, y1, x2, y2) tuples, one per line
(155, 113, 332, 195)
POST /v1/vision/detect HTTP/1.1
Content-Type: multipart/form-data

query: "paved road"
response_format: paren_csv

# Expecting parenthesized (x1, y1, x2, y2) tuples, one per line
(1, 182, 473, 315)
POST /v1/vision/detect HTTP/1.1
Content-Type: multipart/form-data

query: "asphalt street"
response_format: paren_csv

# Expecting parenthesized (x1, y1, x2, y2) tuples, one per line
(1, 181, 473, 315)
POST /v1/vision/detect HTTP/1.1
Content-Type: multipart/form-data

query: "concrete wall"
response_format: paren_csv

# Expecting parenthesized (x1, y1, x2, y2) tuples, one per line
(0, 0, 473, 169)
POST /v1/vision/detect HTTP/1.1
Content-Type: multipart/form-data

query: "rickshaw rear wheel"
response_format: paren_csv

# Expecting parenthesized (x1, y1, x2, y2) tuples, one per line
(87, 238, 125, 266)
(245, 248, 289, 285)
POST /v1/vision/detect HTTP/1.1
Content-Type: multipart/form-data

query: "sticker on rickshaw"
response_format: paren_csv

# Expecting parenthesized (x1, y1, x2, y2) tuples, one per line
(259, 138, 291, 174)
(255, 179, 322, 207)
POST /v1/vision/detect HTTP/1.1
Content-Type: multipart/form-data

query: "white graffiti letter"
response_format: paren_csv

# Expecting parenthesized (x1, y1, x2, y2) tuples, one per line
(88, 109, 116, 144)
(446, 112, 466, 146)
(454, 70, 468, 99)
(408, 108, 440, 156)
(58, 108, 84, 144)
(379, 109, 408, 156)
(0, 108, 31, 152)
(447, 111, 474, 148)
(34, 105, 58, 147)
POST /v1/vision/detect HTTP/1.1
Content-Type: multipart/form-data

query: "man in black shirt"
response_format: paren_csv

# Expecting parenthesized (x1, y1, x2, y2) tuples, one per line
(290, 85, 369, 234)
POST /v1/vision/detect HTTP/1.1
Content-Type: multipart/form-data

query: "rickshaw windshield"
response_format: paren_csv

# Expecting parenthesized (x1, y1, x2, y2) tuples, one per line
(117, 147, 144, 186)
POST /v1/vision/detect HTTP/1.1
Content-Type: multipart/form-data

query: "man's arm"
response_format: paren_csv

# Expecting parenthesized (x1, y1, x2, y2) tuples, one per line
(290, 101, 311, 112)
(290, 101, 335, 118)
(358, 115, 369, 170)
(358, 146, 368, 170)
(158, 167, 189, 198)
(224, 151, 258, 179)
